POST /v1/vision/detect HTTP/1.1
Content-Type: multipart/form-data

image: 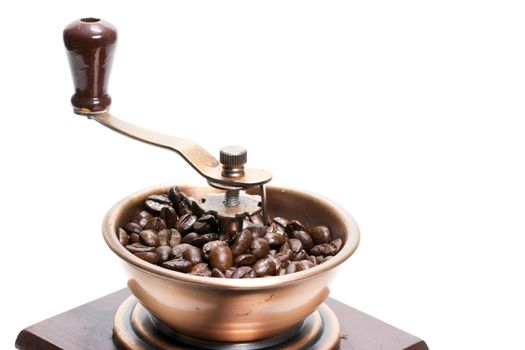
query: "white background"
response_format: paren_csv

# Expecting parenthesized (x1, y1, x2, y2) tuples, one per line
(1, 1, 524, 349)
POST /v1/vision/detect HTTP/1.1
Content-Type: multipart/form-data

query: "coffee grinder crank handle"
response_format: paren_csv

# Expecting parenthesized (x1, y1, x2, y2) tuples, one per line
(63, 18, 271, 230)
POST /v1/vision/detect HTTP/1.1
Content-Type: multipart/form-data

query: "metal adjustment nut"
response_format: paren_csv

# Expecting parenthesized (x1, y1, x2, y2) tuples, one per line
(220, 146, 247, 207)
(220, 145, 247, 178)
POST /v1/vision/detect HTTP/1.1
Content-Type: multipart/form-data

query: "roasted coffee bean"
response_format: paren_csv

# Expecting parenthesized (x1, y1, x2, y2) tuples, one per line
(232, 266, 253, 279)
(126, 243, 156, 254)
(191, 262, 211, 275)
(191, 233, 219, 247)
(144, 217, 167, 231)
(285, 262, 297, 274)
(176, 214, 197, 234)
(231, 229, 253, 257)
(224, 267, 237, 278)
(330, 239, 343, 254)
(160, 206, 178, 228)
(168, 186, 182, 206)
(162, 258, 192, 272)
(209, 245, 233, 271)
(118, 228, 129, 246)
(182, 246, 203, 265)
(311, 225, 331, 245)
(178, 203, 193, 216)
(140, 230, 160, 247)
(308, 255, 317, 265)
(281, 258, 291, 270)
(168, 229, 182, 247)
(145, 194, 172, 213)
(291, 230, 313, 251)
(276, 249, 294, 262)
(292, 249, 308, 261)
(285, 220, 308, 235)
(250, 214, 264, 225)
(124, 222, 142, 234)
(314, 255, 325, 264)
(193, 214, 217, 234)
(156, 245, 173, 263)
(279, 257, 290, 270)
(264, 232, 286, 247)
(250, 238, 270, 259)
(267, 255, 283, 270)
(244, 270, 256, 279)
(265, 222, 277, 234)
(288, 238, 303, 253)
(245, 224, 266, 239)
(234, 254, 257, 266)
(134, 210, 153, 227)
(171, 243, 193, 259)
(185, 197, 205, 217)
(253, 258, 277, 277)
(268, 222, 285, 235)
(211, 268, 226, 278)
(147, 194, 171, 205)
(157, 229, 171, 246)
(295, 260, 315, 271)
(273, 217, 289, 228)
(310, 243, 336, 256)
(134, 252, 159, 264)
(182, 232, 217, 247)
(130, 233, 141, 244)
(203, 240, 227, 259)
(182, 232, 199, 245)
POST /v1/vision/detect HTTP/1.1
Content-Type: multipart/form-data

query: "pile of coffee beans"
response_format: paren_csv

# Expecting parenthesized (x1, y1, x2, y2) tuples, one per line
(118, 186, 342, 278)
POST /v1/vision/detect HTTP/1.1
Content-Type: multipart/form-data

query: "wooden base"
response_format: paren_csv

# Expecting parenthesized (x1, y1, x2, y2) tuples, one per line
(15, 289, 428, 350)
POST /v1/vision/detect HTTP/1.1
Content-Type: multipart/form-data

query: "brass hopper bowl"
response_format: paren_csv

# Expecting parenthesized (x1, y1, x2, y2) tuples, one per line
(64, 17, 360, 348)
(103, 184, 359, 343)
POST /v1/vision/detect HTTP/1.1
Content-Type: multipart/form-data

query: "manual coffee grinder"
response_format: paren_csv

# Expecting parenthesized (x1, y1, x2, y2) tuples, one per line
(15, 18, 428, 350)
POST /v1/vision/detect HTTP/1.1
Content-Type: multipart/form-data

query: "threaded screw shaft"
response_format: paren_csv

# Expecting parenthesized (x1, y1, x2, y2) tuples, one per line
(224, 189, 240, 207)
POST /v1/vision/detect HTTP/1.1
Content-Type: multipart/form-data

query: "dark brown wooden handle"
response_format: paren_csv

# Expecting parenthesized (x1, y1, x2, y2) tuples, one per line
(63, 18, 117, 115)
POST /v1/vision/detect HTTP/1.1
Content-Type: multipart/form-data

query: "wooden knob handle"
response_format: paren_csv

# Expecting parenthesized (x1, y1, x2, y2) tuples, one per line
(63, 18, 117, 115)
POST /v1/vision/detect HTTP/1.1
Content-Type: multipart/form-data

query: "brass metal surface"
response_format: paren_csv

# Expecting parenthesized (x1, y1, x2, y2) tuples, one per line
(114, 295, 340, 349)
(103, 184, 360, 342)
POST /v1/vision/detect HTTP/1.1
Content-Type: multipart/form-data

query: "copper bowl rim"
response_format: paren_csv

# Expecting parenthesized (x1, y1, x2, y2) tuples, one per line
(102, 183, 360, 290)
